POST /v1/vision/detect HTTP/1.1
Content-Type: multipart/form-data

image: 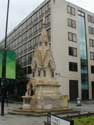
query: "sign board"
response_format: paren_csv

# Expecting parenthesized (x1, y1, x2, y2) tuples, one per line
(50, 115, 73, 125)
(0, 49, 3, 78)
(6, 50, 16, 79)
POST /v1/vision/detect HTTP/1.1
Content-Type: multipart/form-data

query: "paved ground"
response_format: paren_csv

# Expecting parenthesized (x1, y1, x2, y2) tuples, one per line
(0, 115, 46, 125)
(0, 103, 46, 125)
(70, 101, 94, 113)
(0, 101, 94, 125)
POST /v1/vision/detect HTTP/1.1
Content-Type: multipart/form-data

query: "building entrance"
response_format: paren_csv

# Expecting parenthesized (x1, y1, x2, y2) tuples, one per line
(92, 82, 94, 100)
(69, 80, 78, 101)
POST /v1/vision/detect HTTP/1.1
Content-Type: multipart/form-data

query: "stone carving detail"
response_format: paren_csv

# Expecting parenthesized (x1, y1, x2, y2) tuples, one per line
(31, 15, 56, 78)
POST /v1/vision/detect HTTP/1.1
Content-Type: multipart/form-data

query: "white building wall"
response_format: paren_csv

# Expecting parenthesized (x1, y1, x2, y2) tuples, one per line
(51, 0, 94, 100)
(66, 2, 82, 99)
(51, 0, 69, 97)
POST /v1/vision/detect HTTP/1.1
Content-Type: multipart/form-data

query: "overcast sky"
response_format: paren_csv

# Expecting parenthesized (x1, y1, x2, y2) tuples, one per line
(0, 0, 94, 41)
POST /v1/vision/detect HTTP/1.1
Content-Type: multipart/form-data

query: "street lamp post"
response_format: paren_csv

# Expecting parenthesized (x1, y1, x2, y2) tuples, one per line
(1, 0, 10, 116)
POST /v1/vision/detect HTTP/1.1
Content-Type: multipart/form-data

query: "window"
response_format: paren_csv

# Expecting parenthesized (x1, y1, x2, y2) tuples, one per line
(46, 15, 50, 26)
(28, 66, 32, 74)
(89, 39, 94, 47)
(23, 67, 27, 74)
(32, 72, 35, 77)
(90, 52, 94, 60)
(88, 15, 94, 24)
(28, 53, 32, 64)
(39, 21, 42, 31)
(88, 26, 94, 34)
(69, 47, 77, 57)
(67, 5, 76, 16)
(68, 18, 76, 28)
(68, 32, 77, 42)
(69, 62, 78, 72)
(91, 66, 94, 73)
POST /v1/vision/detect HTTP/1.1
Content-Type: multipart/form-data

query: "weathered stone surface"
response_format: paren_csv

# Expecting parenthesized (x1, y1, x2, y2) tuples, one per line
(22, 15, 68, 113)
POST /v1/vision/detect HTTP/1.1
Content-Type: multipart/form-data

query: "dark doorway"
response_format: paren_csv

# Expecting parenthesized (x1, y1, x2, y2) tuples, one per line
(92, 82, 94, 100)
(82, 89, 89, 100)
(69, 80, 78, 101)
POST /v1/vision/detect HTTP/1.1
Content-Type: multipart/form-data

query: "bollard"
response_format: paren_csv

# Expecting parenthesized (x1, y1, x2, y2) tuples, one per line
(76, 97, 81, 106)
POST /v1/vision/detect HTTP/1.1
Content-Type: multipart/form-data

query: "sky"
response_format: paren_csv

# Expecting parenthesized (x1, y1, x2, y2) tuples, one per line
(0, 0, 94, 41)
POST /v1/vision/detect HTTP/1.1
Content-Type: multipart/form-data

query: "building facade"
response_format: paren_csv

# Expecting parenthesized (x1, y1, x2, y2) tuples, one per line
(0, 0, 94, 100)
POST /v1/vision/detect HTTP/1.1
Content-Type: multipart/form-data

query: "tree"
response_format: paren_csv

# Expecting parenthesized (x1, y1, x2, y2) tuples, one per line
(14, 62, 29, 99)
(0, 47, 29, 100)
(4, 62, 29, 101)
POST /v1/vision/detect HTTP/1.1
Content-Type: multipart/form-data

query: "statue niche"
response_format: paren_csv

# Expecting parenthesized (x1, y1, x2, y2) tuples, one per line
(25, 81, 34, 96)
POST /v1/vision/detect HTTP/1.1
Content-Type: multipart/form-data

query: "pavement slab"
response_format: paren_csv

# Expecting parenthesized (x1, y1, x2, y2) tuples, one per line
(0, 101, 94, 125)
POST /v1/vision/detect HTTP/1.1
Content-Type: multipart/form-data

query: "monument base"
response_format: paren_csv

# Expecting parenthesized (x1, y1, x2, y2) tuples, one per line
(30, 95, 64, 110)
(8, 107, 74, 116)
(22, 79, 69, 111)
(22, 96, 32, 109)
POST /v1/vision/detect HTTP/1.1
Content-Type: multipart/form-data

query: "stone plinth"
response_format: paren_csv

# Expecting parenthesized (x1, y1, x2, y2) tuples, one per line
(22, 78, 64, 111)
(22, 96, 32, 109)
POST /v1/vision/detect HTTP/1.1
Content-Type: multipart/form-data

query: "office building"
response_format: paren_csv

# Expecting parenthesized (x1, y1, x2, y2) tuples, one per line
(0, 0, 94, 100)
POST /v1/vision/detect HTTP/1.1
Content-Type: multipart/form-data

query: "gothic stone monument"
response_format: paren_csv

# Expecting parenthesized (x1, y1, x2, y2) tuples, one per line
(22, 16, 65, 112)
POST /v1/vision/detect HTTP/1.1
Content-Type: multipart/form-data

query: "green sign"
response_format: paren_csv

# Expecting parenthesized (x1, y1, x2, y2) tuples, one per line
(6, 50, 16, 79)
(0, 49, 3, 78)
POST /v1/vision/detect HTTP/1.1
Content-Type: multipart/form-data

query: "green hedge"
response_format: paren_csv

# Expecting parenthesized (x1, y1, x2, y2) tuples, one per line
(74, 116, 94, 125)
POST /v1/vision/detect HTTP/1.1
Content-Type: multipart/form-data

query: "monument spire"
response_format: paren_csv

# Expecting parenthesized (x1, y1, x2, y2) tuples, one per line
(42, 14, 46, 26)
(39, 15, 49, 46)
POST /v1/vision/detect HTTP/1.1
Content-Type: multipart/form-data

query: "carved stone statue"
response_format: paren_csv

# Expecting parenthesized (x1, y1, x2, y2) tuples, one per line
(25, 81, 34, 96)
(22, 15, 64, 111)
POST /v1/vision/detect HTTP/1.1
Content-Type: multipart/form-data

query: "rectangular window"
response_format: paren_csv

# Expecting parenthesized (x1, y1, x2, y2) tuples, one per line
(88, 26, 94, 34)
(91, 65, 94, 73)
(69, 47, 77, 57)
(69, 62, 78, 72)
(28, 66, 32, 74)
(68, 18, 76, 28)
(68, 32, 77, 42)
(88, 15, 94, 24)
(67, 5, 76, 16)
(90, 52, 94, 60)
(89, 39, 94, 47)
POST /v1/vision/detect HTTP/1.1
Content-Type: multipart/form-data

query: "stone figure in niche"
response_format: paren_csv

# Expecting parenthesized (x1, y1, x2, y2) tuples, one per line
(25, 81, 34, 96)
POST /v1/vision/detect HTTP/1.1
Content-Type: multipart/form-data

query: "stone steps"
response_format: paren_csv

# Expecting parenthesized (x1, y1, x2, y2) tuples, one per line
(8, 108, 80, 116)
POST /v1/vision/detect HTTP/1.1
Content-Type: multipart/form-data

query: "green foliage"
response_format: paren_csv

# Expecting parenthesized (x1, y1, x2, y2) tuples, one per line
(0, 48, 29, 100)
(15, 62, 29, 97)
(74, 116, 94, 125)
